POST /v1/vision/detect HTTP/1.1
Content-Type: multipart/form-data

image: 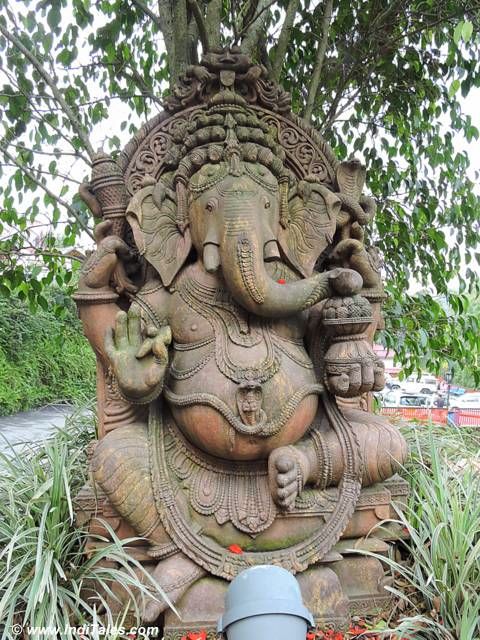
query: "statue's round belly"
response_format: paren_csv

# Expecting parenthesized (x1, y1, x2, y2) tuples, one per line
(165, 347, 320, 460)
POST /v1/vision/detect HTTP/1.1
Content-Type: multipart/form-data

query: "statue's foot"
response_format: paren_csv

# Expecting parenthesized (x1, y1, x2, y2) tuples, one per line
(268, 445, 308, 511)
(142, 553, 206, 623)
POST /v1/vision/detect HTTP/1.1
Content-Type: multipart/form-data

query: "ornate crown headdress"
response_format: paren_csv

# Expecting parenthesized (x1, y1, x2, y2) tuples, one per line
(157, 48, 293, 233)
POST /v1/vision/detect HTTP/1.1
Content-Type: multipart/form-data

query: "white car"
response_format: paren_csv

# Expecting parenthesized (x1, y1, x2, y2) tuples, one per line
(450, 393, 480, 410)
(382, 391, 433, 408)
(385, 374, 401, 390)
(400, 374, 438, 395)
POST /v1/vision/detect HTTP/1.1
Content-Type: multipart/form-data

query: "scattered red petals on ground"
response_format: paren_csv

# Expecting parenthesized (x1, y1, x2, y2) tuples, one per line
(305, 627, 411, 640)
(227, 543, 243, 554)
(306, 623, 389, 640)
(180, 632, 207, 640)
(308, 630, 345, 640)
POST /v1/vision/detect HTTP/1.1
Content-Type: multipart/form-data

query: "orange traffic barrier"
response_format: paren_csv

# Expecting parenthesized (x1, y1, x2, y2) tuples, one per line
(380, 407, 480, 426)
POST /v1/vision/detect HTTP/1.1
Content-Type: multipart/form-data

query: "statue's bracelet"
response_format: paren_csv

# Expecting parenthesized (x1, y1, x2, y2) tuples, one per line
(73, 289, 119, 305)
(113, 376, 165, 406)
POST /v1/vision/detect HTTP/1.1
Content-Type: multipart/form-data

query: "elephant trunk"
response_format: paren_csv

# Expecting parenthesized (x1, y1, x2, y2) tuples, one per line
(219, 208, 335, 317)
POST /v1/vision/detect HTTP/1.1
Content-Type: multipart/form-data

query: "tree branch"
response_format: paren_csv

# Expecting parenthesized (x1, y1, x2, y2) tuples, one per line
(0, 23, 95, 160)
(0, 163, 83, 186)
(240, 0, 275, 58)
(130, 0, 178, 79)
(239, 0, 277, 39)
(321, 86, 362, 133)
(120, 64, 163, 107)
(272, 0, 300, 83)
(206, 0, 222, 49)
(304, 0, 333, 122)
(130, 0, 164, 29)
(187, 0, 210, 52)
(0, 247, 84, 263)
(0, 145, 94, 239)
(173, 0, 189, 82)
(0, 68, 92, 165)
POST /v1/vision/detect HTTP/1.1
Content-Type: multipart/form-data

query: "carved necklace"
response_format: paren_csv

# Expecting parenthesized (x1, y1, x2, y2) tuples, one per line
(176, 276, 280, 384)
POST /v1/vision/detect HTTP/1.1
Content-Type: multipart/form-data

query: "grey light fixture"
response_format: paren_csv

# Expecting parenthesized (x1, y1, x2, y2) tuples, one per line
(218, 565, 314, 640)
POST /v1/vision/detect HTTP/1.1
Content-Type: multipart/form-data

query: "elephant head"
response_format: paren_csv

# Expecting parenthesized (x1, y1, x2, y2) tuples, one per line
(127, 155, 362, 318)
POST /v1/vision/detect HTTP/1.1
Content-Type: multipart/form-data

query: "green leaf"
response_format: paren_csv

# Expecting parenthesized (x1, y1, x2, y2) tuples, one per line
(47, 6, 61, 31)
(453, 21, 464, 44)
(448, 79, 460, 97)
(462, 21, 473, 43)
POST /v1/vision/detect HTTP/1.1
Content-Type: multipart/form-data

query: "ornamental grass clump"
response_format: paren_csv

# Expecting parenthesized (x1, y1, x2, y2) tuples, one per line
(0, 410, 171, 639)
(359, 425, 480, 640)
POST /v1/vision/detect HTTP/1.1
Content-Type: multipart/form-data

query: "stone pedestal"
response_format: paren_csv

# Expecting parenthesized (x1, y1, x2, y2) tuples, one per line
(75, 474, 409, 633)
(162, 566, 349, 639)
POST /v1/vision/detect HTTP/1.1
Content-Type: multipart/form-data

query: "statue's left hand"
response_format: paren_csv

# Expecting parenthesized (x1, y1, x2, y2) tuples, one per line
(325, 339, 385, 397)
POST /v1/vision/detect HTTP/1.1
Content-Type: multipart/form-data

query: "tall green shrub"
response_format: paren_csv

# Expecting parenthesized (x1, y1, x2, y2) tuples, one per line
(0, 412, 172, 638)
(0, 291, 95, 415)
(356, 425, 480, 640)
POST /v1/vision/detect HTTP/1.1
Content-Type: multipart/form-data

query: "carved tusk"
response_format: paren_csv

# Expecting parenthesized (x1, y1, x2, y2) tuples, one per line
(203, 243, 221, 273)
(263, 239, 280, 261)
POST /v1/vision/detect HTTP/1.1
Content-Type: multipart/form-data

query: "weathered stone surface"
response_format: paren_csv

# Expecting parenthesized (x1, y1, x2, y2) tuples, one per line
(74, 48, 407, 626)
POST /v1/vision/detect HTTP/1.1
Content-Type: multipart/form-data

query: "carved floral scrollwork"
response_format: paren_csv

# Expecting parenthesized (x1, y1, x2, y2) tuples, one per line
(124, 105, 338, 199)
(258, 112, 335, 185)
(124, 108, 205, 195)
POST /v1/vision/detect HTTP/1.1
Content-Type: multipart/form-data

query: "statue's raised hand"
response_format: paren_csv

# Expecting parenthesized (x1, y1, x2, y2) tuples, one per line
(78, 220, 137, 296)
(105, 305, 171, 403)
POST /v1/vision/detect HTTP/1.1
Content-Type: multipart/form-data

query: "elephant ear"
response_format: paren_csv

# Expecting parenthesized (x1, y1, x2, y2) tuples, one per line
(126, 182, 191, 287)
(278, 182, 340, 277)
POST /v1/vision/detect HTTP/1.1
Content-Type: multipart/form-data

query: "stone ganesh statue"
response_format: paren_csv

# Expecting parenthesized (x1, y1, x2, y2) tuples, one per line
(74, 49, 407, 632)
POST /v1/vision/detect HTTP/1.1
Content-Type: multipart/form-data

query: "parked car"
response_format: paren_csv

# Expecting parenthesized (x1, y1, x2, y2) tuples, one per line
(400, 374, 438, 395)
(385, 374, 401, 390)
(450, 386, 466, 396)
(382, 391, 433, 408)
(450, 393, 480, 410)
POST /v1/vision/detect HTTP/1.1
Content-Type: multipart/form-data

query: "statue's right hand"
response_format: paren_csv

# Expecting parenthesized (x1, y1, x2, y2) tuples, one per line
(105, 305, 171, 402)
(79, 220, 137, 294)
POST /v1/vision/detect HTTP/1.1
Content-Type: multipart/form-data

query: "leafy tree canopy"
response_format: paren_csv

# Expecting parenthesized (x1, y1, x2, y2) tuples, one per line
(0, 0, 479, 382)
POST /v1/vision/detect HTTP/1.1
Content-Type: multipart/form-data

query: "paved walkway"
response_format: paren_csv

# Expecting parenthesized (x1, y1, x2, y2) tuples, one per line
(0, 404, 73, 453)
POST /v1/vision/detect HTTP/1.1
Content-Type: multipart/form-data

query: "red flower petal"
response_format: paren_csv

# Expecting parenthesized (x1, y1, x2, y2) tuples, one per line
(228, 544, 244, 554)
(187, 632, 207, 640)
(277, 278, 286, 284)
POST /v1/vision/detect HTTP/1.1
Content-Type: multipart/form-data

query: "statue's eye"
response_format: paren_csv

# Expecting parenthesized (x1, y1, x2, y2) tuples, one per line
(206, 198, 217, 213)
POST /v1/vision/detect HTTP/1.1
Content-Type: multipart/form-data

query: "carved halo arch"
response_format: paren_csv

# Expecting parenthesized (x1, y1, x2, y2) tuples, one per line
(118, 107, 339, 199)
